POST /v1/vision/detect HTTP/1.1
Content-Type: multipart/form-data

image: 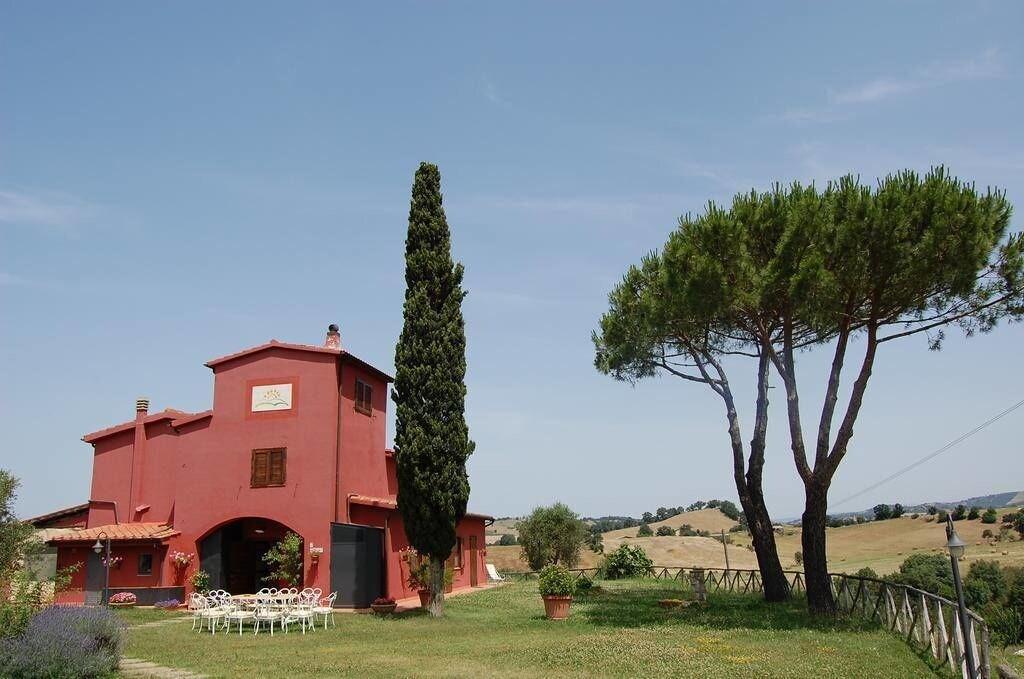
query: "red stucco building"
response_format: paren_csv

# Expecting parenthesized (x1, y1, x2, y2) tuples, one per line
(45, 326, 490, 607)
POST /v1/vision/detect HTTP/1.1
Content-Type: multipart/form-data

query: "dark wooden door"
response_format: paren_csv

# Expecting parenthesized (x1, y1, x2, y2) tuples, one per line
(330, 523, 384, 607)
(469, 536, 478, 587)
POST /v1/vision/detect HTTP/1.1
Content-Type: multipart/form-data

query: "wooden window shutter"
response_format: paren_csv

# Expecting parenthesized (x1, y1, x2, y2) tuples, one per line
(251, 450, 269, 487)
(269, 450, 286, 485)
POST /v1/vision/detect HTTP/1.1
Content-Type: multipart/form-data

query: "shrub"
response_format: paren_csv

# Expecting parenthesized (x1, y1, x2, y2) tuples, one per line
(982, 508, 998, 524)
(584, 527, 604, 553)
(892, 503, 905, 518)
(677, 524, 697, 537)
(888, 554, 954, 599)
(517, 503, 588, 571)
(497, 534, 517, 546)
(153, 599, 179, 610)
(574, 573, 594, 592)
(952, 504, 967, 521)
(983, 529, 994, 539)
(936, 510, 949, 522)
(600, 545, 653, 580)
(0, 605, 124, 678)
(636, 524, 653, 537)
(968, 507, 980, 521)
(190, 569, 210, 592)
(854, 567, 879, 580)
(964, 560, 1006, 608)
(989, 605, 1024, 646)
(873, 504, 893, 521)
(927, 506, 938, 515)
(262, 531, 304, 586)
(910, 513, 919, 520)
(718, 500, 740, 521)
(655, 526, 675, 537)
(538, 565, 575, 597)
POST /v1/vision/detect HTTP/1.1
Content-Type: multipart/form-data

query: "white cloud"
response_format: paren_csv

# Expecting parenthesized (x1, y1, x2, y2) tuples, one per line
(779, 48, 1004, 124)
(0, 190, 93, 228)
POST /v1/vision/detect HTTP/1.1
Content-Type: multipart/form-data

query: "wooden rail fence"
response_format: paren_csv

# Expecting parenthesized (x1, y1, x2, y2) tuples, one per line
(510, 565, 989, 679)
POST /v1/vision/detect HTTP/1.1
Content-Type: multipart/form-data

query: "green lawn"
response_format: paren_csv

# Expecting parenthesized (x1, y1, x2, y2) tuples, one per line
(120, 580, 946, 678)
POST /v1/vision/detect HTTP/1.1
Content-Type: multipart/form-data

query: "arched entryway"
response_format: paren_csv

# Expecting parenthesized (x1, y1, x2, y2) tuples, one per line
(198, 518, 301, 593)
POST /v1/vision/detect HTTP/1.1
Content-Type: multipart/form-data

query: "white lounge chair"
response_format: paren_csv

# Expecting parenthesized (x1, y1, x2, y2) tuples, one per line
(486, 563, 505, 583)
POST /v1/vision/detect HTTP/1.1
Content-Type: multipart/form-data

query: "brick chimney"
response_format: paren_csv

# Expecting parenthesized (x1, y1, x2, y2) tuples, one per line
(130, 397, 149, 515)
(325, 324, 342, 350)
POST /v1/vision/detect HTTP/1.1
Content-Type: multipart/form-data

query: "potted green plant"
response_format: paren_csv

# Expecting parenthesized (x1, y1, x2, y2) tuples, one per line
(370, 596, 397, 615)
(190, 569, 210, 593)
(262, 531, 304, 587)
(538, 564, 574, 620)
(401, 548, 431, 607)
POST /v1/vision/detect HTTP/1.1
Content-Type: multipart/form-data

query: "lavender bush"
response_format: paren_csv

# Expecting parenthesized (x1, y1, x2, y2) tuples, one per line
(0, 605, 124, 678)
(153, 599, 180, 609)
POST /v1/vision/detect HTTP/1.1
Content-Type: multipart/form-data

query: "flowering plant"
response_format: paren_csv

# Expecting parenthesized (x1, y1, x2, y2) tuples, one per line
(170, 551, 195, 568)
(372, 596, 396, 606)
(153, 599, 180, 609)
(400, 548, 429, 590)
(101, 555, 123, 568)
(109, 592, 136, 604)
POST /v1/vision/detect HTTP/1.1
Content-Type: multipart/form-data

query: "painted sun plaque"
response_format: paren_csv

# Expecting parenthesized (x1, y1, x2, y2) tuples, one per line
(251, 383, 293, 412)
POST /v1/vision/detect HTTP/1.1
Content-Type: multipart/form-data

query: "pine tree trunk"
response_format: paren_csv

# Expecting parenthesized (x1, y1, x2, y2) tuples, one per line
(427, 555, 445, 618)
(801, 479, 835, 615)
(743, 486, 790, 602)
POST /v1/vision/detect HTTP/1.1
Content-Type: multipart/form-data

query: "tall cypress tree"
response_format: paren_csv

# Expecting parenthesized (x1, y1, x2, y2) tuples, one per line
(393, 162, 473, 617)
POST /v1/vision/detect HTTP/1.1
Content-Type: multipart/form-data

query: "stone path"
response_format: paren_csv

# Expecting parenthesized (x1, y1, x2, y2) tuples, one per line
(122, 616, 205, 677)
(119, 658, 207, 678)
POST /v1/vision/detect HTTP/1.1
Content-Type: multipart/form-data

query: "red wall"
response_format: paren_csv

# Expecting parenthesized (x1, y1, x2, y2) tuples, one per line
(65, 343, 486, 602)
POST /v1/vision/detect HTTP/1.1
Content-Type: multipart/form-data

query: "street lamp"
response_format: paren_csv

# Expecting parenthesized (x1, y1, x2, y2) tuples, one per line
(92, 532, 111, 607)
(945, 516, 976, 679)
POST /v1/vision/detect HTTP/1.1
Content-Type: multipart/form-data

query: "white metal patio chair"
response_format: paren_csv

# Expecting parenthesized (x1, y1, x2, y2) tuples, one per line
(282, 591, 316, 634)
(253, 594, 283, 636)
(223, 598, 255, 636)
(188, 593, 207, 631)
(313, 592, 337, 630)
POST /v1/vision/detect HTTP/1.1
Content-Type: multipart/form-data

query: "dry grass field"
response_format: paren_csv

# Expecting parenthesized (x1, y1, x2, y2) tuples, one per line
(487, 509, 1023, 577)
(732, 513, 1024, 575)
(602, 508, 739, 540)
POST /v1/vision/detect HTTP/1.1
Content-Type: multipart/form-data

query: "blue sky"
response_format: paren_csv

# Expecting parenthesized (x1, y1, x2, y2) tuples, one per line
(3, 2, 1023, 520)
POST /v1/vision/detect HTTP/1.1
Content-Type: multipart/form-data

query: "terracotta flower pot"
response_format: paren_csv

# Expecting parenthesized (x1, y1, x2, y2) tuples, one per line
(543, 595, 572, 620)
(109, 602, 136, 609)
(371, 603, 397, 615)
(417, 589, 431, 607)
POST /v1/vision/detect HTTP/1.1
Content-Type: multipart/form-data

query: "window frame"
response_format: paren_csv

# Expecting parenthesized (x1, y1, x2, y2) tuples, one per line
(137, 553, 153, 576)
(250, 448, 287, 488)
(355, 379, 373, 416)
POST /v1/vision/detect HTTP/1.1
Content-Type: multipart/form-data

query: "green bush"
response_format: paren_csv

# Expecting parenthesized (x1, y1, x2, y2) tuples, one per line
(988, 605, 1024, 646)
(600, 545, 653, 580)
(655, 526, 675, 537)
(262, 532, 304, 586)
(968, 507, 980, 521)
(517, 503, 588, 571)
(636, 524, 653, 537)
(964, 560, 1006, 608)
(952, 504, 967, 521)
(538, 565, 575, 597)
(982, 508, 998, 524)
(888, 554, 954, 600)
(497, 534, 517, 546)
(190, 569, 210, 592)
(718, 500, 740, 521)
(854, 567, 879, 580)
(575, 573, 594, 592)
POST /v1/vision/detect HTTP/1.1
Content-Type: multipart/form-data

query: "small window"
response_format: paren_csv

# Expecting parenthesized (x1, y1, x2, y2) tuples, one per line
(355, 380, 372, 415)
(251, 448, 286, 487)
(138, 553, 153, 576)
(452, 537, 464, 569)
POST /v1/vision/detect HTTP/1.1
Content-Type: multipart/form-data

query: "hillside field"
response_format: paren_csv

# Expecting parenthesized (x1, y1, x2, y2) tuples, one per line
(487, 509, 1024, 577)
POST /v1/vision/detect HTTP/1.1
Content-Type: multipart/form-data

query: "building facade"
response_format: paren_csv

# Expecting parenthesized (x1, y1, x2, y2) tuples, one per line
(47, 326, 490, 606)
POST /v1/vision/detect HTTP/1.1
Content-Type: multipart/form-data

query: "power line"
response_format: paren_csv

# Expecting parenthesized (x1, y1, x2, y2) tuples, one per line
(833, 397, 1024, 508)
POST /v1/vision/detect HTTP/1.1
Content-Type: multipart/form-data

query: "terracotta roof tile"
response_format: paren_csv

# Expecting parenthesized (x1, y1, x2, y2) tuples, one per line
(48, 522, 179, 543)
(23, 503, 90, 526)
(204, 340, 340, 368)
(82, 410, 193, 444)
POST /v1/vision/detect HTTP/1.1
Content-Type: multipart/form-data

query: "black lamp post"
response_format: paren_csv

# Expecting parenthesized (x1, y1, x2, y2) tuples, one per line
(92, 532, 111, 607)
(945, 516, 977, 679)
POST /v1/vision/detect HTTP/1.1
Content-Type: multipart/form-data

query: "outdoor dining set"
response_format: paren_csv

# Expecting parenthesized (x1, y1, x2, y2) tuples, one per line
(188, 587, 338, 636)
